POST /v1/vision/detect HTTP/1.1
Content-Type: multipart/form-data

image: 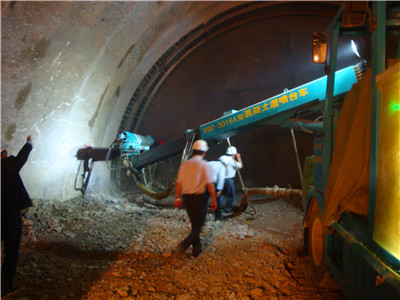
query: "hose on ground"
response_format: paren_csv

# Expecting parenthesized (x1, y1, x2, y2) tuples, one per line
(136, 179, 176, 201)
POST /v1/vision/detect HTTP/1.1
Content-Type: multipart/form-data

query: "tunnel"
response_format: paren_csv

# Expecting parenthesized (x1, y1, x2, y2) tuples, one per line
(1, 0, 365, 200)
(1, 1, 387, 299)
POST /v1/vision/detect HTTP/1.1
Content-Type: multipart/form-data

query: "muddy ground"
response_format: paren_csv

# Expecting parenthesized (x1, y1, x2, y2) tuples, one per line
(3, 192, 345, 299)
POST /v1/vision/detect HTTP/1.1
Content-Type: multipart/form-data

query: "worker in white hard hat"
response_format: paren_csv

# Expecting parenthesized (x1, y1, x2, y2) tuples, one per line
(1, 136, 33, 297)
(219, 145, 243, 213)
(174, 139, 217, 257)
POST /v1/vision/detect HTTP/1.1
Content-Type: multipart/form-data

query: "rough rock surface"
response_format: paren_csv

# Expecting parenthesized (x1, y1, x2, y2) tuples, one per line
(4, 193, 344, 299)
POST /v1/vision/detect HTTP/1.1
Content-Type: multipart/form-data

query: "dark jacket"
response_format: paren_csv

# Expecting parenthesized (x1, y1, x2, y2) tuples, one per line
(1, 143, 33, 219)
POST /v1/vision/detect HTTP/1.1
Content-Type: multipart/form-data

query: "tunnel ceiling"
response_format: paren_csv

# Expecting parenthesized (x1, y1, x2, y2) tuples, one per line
(120, 1, 343, 135)
(2, 1, 361, 201)
(126, 1, 361, 190)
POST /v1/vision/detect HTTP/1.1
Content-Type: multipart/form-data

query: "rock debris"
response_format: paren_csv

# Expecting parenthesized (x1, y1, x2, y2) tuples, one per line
(5, 192, 344, 299)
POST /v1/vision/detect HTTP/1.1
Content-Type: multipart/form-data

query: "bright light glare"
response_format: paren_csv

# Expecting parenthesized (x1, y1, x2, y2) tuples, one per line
(390, 101, 400, 112)
(351, 40, 361, 58)
(314, 55, 319, 62)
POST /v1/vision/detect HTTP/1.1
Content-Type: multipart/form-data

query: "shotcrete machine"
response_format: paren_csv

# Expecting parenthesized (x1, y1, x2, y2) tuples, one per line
(76, 2, 400, 298)
(75, 62, 362, 199)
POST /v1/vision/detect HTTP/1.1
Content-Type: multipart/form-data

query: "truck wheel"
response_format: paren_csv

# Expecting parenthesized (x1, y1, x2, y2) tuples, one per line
(308, 199, 326, 280)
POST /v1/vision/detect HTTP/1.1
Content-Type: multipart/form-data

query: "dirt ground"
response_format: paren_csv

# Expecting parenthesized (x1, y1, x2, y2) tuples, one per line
(3, 193, 346, 300)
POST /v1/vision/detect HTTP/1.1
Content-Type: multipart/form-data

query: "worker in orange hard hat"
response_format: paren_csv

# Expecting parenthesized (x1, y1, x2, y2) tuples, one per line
(174, 139, 217, 258)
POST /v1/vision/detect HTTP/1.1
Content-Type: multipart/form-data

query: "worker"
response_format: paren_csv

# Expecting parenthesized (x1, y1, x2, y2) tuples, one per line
(1, 136, 33, 297)
(174, 139, 217, 257)
(219, 146, 243, 213)
(208, 160, 226, 221)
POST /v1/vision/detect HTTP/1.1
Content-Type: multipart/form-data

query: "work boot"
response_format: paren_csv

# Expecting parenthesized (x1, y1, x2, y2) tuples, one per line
(192, 248, 202, 258)
(222, 211, 233, 217)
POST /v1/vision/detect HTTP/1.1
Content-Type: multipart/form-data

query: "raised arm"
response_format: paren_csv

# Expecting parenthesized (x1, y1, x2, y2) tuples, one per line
(15, 135, 33, 171)
(235, 153, 243, 169)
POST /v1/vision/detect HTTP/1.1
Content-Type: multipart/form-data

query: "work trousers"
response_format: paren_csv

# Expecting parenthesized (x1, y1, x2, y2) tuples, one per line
(178, 193, 208, 253)
(222, 177, 235, 212)
(214, 183, 223, 220)
(1, 213, 22, 290)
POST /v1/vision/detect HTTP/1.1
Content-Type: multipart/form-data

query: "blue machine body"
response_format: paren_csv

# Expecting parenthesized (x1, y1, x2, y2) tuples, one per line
(200, 65, 358, 142)
(118, 131, 155, 154)
(125, 64, 360, 169)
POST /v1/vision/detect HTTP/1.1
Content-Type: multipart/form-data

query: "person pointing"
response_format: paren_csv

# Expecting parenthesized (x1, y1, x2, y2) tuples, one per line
(1, 136, 33, 297)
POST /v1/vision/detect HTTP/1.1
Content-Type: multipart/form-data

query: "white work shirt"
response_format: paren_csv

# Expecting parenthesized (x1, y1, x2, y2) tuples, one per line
(219, 155, 242, 179)
(208, 160, 226, 191)
(177, 155, 213, 195)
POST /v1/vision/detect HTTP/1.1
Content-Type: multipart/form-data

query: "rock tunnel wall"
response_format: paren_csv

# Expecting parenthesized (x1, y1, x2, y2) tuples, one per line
(1, 1, 240, 200)
(1, 1, 352, 201)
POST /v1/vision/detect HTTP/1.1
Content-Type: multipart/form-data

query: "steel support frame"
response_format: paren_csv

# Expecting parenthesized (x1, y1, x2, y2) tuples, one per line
(322, 7, 342, 207)
(322, 5, 343, 261)
(368, 1, 386, 234)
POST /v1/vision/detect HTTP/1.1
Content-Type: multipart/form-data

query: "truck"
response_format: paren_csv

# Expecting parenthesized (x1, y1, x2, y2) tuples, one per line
(75, 2, 399, 298)
(302, 2, 400, 299)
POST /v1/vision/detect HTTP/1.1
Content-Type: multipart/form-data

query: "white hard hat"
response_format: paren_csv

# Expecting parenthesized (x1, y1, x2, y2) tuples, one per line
(226, 146, 237, 155)
(192, 139, 209, 152)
